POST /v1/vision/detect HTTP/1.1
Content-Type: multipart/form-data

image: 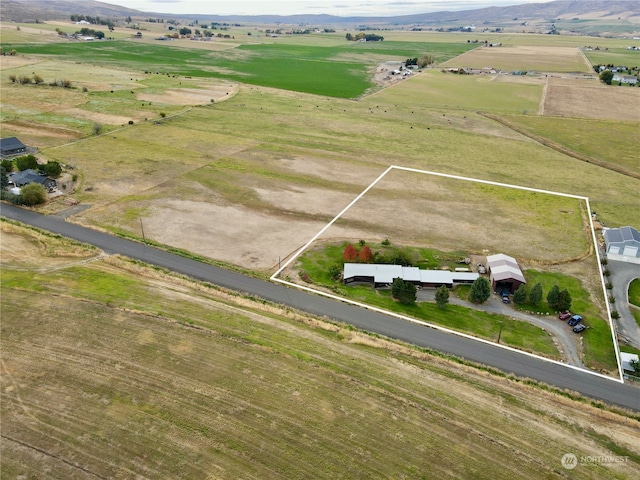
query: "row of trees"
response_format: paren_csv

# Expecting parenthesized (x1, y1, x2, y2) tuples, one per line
(511, 282, 572, 311)
(343, 242, 412, 267)
(345, 33, 384, 42)
(404, 55, 435, 68)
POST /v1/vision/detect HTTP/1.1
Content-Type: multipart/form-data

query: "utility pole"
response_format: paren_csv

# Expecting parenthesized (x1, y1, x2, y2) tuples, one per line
(140, 218, 146, 242)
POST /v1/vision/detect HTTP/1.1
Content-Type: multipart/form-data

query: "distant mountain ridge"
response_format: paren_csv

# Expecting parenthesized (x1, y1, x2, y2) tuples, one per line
(2, 0, 639, 26)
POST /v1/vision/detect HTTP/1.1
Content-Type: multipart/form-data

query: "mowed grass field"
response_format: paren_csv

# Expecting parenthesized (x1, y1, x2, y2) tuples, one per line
(2, 224, 640, 479)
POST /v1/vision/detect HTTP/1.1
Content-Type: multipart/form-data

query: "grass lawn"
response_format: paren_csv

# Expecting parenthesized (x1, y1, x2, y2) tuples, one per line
(629, 279, 640, 308)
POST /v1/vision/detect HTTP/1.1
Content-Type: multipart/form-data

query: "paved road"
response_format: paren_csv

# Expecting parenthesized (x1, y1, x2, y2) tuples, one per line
(608, 259, 640, 349)
(2, 204, 639, 412)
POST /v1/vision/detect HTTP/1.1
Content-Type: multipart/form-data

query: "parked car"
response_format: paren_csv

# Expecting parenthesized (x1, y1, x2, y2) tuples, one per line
(572, 324, 587, 333)
(568, 315, 583, 326)
(559, 312, 573, 321)
(500, 290, 510, 304)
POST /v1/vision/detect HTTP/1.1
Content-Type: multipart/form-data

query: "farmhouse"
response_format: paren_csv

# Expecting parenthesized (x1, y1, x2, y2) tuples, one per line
(343, 263, 478, 289)
(486, 253, 526, 294)
(9, 169, 57, 191)
(1, 137, 27, 157)
(603, 226, 640, 264)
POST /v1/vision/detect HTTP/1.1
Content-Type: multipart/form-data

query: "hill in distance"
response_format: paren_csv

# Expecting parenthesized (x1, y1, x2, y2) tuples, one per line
(2, 0, 639, 32)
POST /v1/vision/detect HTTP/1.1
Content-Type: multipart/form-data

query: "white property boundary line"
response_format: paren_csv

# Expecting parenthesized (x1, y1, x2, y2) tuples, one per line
(270, 165, 624, 384)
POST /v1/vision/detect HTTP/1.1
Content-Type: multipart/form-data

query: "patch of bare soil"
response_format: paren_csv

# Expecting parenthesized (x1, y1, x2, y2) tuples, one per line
(137, 84, 239, 106)
(141, 199, 372, 271)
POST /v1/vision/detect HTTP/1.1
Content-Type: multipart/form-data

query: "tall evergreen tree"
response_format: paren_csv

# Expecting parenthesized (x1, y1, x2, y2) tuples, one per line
(469, 277, 491, 304)
(529, 282, 543, 306)
(547, 285, 561, 311)
(513, 284, 527, 305)
(435, 285, 449, 309)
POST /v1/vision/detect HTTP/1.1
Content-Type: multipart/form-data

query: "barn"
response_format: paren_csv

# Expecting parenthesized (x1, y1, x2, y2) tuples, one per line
(604, 226, 640, 264)
(486, 253, 526, 294)
(1, 137, 27, 157)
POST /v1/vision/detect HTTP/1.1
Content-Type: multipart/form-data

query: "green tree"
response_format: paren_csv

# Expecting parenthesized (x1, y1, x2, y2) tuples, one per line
(328, 263, 342, 281)
(0, 163, 10, 189)
(92, 122, 103, 135)
(513, 284, 527, 305)
(391, 278, 417, 305)
(435, 285, 449, 309)
(40, 161, 62, 177)
(547, 285, 561, 311)
(21, 183, 47, 206)
(469, 277, 491, 304)
(417, 54, 435, 67)
(557, 289, 572, 312)
(599, 70, 614, 85)
(16, 155, 38, 171)
(529, 282, 543, 306)
(1, 159, 14, 173)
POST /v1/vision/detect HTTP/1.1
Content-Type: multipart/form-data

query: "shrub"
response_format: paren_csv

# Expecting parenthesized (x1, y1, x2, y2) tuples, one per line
(21, 183, 47, 206)
(603, 269, 611, 276)
(611, 311, 620, 319)
(606, 282, 613, 290)
(381, 238, 391, 246)
(92, 122, 103, 135)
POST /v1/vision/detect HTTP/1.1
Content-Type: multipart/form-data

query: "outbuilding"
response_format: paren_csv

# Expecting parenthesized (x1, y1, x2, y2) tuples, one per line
(486, 253, 526, 294)
(1, 137, 27, 157)
(604, 226, 640, 264)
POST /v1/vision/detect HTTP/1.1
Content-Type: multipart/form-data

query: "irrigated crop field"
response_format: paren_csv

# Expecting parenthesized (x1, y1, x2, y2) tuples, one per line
(2, 223, 639, 479)
(1, 20, 639, 478)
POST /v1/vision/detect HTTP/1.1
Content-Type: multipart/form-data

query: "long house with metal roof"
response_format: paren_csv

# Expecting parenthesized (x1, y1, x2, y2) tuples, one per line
(343, 263, 479, 288)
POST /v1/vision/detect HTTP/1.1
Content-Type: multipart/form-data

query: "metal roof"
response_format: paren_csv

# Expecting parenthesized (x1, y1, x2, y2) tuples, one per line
(344, 263, 479, 285)
(486, 253, 526, 284)
(604, 226, 640, 245)
(0, 136, 26, 152)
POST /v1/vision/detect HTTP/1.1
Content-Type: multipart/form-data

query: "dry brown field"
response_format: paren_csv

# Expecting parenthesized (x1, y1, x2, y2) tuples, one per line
(543, 77, 640, 121)
(2, 225, 639, 479)
(441, 45, 592, 72)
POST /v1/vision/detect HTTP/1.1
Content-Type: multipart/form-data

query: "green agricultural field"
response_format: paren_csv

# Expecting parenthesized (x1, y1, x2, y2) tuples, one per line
(1, 39, 475, 98)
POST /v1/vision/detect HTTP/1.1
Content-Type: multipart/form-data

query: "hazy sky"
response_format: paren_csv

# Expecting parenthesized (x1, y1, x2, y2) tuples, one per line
(115, 0, 552, 17)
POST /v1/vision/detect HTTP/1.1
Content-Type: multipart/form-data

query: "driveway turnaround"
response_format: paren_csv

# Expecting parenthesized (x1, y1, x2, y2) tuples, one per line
(2, 204, 639, 412)
(607, 259, 640, 349)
